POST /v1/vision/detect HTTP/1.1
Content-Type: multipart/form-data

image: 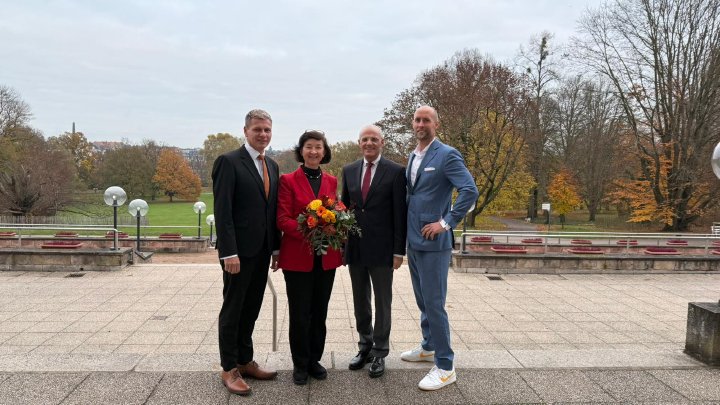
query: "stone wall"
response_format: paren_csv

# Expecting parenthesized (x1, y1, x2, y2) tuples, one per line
(0, 248, 134, 272)
(453, 252, 720, 274)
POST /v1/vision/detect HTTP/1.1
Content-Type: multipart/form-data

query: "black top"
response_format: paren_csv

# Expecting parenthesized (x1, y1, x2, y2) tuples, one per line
(302, 165, 322, 197)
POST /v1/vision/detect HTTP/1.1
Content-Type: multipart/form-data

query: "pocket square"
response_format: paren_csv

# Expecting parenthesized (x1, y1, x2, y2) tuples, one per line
(423, 167, 436, 172)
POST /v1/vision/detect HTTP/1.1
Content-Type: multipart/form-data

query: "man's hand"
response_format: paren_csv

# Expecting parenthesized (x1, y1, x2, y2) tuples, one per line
(421, 221, 446, 240)
(223, 256, 241, 274)
(271, 254, 279, 272)
(393, 256, 403, 270)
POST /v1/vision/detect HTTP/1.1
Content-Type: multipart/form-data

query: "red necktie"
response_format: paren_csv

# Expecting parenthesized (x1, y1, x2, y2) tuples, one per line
(258, 155, 270, 198)
(361, 162, 373, 202)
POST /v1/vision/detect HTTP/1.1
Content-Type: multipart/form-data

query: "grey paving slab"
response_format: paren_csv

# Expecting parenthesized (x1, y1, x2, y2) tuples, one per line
(509, 348, 704, 368)
(455, 369, 542, 404)
(309, 370, 387, 405)
(61, 371, 163, 405)
(649, 369, 720, 401)
(518, 369, 616, 403)
(0, 372, 87, 405)
(0, 353, 141, 372)
(228, 371, 308, 405)
(145, 372, 229, 405)
(584, 370, 688, 403)
(380, 368, 467, 404)
(134, 353, 220, 372)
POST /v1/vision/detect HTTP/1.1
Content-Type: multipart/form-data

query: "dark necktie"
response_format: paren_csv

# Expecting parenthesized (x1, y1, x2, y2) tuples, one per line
(258, 155, 270, 198)
(361, 162, 373, 202)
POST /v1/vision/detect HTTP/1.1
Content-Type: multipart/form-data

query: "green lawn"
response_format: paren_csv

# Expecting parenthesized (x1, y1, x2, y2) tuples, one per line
(3, 192, 217, 238)
(119, 192, 215, 237)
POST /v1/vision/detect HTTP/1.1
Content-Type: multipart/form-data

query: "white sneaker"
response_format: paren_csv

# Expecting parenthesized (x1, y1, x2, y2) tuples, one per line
(400, 345, 435, 362)
(418, 366, 456, 391)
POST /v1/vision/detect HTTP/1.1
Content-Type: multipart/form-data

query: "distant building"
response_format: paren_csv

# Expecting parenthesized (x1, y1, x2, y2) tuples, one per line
(179, 148, 202, 160)
(91, 141, 123, 154)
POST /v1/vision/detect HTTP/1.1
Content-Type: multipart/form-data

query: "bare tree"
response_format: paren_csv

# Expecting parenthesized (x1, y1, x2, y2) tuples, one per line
(0, 128, 74, 216)
(0, 85, 32, 138)
(574, 0, 720, 230)
(569, 79, 626, 221)
(517, 32, 562, 219)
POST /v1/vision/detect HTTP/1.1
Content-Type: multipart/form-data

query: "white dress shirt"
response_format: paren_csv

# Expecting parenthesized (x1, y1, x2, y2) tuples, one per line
(410, 138, 435, 186)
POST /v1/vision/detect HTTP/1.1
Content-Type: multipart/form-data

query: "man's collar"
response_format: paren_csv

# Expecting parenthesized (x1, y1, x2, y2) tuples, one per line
(363, 154, 382, 166)
(245, 143, 262, 159)
(413, 138, 436, 155)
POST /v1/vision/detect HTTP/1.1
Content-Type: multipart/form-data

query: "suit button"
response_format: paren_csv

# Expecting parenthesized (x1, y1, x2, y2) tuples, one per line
(362, 209, 365, 212)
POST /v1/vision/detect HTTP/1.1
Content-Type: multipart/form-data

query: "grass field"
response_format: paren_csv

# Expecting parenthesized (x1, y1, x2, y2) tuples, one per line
(2, 192, 216, 238)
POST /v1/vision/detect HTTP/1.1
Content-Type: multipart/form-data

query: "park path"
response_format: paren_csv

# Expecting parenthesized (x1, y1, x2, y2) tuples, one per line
(490, 215, 539, 232)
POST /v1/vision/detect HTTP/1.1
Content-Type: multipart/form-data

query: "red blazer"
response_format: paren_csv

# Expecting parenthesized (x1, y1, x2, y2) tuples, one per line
(277, 167, 343, 272)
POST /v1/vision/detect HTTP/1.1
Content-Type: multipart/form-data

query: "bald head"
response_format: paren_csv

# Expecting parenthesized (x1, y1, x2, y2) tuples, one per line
(415, 106, 439, 122)
(412, 105, 439, 146)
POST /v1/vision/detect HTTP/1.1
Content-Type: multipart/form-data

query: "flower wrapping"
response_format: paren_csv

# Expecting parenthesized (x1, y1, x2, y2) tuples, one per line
(297, 195, 361, 255)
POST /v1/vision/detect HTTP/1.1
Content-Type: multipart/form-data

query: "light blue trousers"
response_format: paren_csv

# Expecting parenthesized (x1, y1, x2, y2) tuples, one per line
(407, 247, 454, 370)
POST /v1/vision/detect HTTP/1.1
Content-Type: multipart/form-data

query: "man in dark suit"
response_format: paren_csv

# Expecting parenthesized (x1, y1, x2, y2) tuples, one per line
(212, 109, 281, 395)
(341, 124, 407, 378)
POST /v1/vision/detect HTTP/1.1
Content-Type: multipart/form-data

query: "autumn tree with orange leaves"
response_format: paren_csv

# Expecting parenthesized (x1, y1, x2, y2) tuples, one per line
(153, 149, 201, 202)
(547, 168, 582, 228)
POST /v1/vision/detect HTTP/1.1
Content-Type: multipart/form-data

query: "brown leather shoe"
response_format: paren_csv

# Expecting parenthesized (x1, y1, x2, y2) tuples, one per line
(221, 368, 251, 395)
(237, 360, 278, 380)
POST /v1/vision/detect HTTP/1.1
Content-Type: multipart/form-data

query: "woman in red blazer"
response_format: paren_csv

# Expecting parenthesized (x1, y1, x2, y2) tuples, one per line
(277, 130, 342, 385)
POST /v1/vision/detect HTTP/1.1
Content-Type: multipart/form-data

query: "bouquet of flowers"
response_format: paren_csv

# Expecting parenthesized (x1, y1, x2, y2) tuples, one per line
(297, 195, 361, 255)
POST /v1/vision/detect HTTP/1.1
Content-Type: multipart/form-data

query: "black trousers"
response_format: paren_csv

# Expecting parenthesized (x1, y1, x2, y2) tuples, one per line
(218, 242, 271, 372)
(349, 264, 393, 358)
(283, 255, 336, 370)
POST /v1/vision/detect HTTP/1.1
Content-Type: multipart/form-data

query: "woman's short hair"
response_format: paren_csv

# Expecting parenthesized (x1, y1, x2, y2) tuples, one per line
(294, 130, 332, 164)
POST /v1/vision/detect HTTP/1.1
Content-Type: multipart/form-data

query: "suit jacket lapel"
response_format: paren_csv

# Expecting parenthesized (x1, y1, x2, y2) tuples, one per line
(414, 140, 440, 187)
(266, 157, 278, 198)
(406, 153, 415, 193)
(239, 146, 266, 200)
(365, 158, 387, 204)
(350, 161, 364, 205)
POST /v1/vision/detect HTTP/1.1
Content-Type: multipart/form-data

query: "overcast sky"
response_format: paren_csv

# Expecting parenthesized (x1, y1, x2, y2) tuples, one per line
(1, 0, 604, 150)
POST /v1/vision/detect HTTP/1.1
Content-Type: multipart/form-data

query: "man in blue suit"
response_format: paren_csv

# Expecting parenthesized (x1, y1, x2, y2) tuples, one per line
(400, 105, 478, 391)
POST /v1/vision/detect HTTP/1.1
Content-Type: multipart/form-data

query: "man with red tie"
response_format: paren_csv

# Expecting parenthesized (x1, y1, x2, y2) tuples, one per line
(341, 125, 407, 378)
(212, 109, 280, 395)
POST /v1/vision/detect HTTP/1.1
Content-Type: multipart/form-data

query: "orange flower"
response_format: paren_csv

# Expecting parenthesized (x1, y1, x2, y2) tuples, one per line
(322, 210, 336, 223)
(306, 216, 317, 228)
(316, 206, 327, 216)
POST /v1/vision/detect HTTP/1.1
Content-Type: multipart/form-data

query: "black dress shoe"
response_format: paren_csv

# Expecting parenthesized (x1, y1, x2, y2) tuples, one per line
(308, 362, 327, 380)
(293, 367, 308, 385)
(348, 351, 371, 370)
(368, 357, 385, 378)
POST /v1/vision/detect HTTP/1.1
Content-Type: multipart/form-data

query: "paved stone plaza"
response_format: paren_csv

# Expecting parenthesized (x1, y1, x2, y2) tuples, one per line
(1, 263, 719, 403)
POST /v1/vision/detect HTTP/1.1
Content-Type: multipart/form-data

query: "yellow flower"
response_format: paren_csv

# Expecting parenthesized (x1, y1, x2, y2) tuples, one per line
(322, 210, 336, 223)
(308, 199, 323, 211)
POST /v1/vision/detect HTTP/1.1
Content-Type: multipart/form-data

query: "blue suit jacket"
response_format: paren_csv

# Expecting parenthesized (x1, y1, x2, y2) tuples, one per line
(406, 139, 479, 251)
